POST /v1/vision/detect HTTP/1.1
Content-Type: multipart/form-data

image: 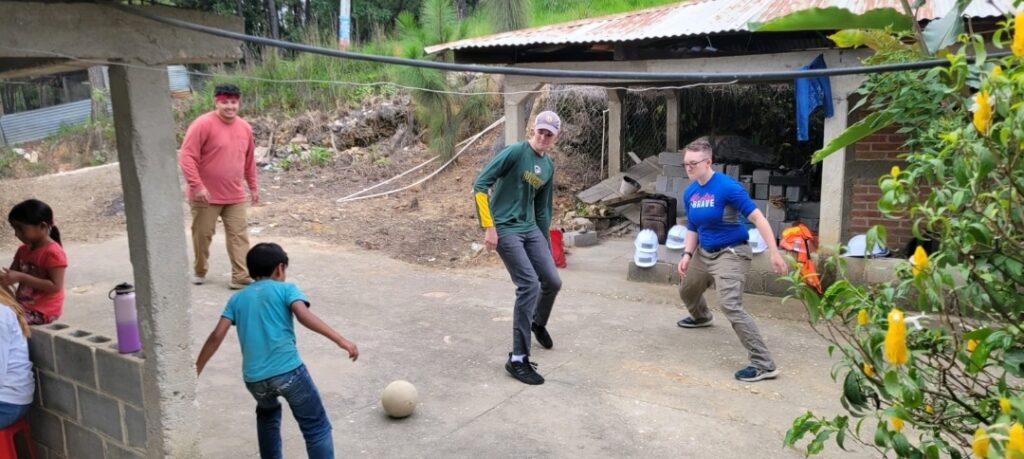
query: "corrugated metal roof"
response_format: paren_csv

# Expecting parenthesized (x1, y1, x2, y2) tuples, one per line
(426, 0, 1017, 54)
(0, 99, 92, 145)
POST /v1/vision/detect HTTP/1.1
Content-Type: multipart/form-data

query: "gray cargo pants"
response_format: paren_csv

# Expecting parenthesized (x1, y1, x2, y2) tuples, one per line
(678, 243, 776, 371)
(496, 228, 561, 357)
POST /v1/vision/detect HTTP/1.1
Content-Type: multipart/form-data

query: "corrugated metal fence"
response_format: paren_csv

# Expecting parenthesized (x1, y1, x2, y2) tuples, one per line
(0, 65, 190, 146)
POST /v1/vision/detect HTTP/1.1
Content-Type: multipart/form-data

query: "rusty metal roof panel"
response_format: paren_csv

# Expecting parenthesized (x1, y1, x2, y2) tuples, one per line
(426, 0, 1017, 54)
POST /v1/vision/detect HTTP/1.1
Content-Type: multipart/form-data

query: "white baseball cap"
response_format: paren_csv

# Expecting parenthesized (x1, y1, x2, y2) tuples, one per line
(535, 111, 561, 135)
(666, 225, 687, 250)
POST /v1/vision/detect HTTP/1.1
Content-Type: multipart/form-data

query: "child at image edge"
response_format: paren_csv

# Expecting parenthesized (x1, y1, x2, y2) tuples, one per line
(196, 242, 359, 459)
(1, 199, 67, 325)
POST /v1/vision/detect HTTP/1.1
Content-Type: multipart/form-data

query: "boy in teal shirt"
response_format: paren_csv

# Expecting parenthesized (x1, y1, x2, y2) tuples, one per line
(473, 110, 563, 386)
(196, 242, 359, 458)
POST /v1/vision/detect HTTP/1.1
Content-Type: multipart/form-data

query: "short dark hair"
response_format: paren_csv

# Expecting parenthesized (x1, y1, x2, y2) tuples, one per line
(214, 84, 241, 98)
(246, 243, 289, 278)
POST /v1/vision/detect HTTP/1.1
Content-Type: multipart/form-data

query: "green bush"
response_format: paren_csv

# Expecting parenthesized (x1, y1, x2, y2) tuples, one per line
(782, 12, 1024, 459)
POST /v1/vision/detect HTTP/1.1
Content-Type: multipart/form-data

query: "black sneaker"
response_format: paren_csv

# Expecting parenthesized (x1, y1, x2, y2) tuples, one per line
(505, 354, 544, 385)
(677, 316, 714, 328)
(735, 366, 780, 382)
(532, 323, 553, 349)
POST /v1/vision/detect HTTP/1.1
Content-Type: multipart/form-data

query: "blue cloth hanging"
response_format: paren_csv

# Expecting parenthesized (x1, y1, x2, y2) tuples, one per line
(795, 54, 834, 141)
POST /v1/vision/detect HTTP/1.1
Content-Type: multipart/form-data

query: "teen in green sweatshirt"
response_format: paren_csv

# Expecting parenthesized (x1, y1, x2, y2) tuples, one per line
(473, 111, 563, 386)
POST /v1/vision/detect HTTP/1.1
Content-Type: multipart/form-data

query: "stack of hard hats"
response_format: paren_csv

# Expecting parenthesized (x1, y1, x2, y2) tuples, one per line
(634, 229, 659, 268)
(748, 228, 768, 254)
(844, 234, 890, 257)
(666, 225, 687, 250)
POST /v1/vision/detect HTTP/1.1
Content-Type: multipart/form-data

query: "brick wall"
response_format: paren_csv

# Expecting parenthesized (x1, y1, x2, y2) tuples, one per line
(846, 125, 915, 253)
(23, 323, 147, 459)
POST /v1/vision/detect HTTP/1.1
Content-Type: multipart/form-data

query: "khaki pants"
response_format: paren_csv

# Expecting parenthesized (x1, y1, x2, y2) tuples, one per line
(678, 244, 776, 371)
(190, 201, 251, 284)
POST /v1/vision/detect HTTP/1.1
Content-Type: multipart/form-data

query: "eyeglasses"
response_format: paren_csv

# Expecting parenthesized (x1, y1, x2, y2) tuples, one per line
(683, 159, 709, 169)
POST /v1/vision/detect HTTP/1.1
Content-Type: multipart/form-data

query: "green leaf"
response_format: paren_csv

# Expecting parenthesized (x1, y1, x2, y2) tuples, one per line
(843, 371, 867, 408)
(750, 7, 912, 32)
(921, 0, 968, 55)
(813, 111, 897, 163)
(874, 420, 892, 447)
(808, 429, 832, 455)
(1004, 348, 1024, 377)
(785, 412, 816, 447)
(884, 370, 903, 398)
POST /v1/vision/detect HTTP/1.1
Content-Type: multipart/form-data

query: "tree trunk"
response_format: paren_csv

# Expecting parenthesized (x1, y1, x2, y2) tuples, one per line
(88, 66, 108, 119)
(266, 0, 280, 39)
(291, 0, 302, 31)
(455, 0, 468, 19)
(236, 0, 244, 17)
(305, 0, 313, 30)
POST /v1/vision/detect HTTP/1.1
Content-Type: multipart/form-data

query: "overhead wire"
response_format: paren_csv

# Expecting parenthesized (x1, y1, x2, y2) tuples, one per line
(0, 45, 738, 97)
(105, 2, 1011, 82)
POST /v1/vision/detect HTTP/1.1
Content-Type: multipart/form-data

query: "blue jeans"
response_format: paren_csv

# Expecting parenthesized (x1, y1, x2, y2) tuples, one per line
(244, 365, 333, 459)
(495, 228, 562, 356)
(0, 402, 30, 428)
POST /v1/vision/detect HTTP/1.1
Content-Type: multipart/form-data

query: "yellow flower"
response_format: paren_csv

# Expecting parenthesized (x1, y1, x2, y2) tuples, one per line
(863, 362, 875, 378)
(968, 339, 979, 352)
(1009, 423, 1024, 458)
(993, 66, 1004, 77)
(973, 90, 993, 135)
(1015, 13, 1024, 58)
(891, 165, 901, 178)
(885, 309, 909, 366)
(973, 427, 990, 458)
(857, 310, 869, 326)
(925, 404, 934, 414)
(912, 245, 930, 277)
(1002, 398, 1012, 414)
(891, 416, 904, 432)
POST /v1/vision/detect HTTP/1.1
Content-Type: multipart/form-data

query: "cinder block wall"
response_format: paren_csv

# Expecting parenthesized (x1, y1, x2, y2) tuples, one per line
(25, 323, 147, 459)
(846, 123, 915, 254)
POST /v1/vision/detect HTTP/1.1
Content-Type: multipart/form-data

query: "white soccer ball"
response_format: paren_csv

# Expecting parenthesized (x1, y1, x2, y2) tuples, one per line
(381, 380, 418, 418)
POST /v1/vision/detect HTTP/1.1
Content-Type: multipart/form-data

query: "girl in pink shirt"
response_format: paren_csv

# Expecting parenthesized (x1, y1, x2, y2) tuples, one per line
(1, 199, 67, 325)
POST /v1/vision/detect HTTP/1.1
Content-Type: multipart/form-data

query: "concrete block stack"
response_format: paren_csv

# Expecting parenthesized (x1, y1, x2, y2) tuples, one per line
(27, 323, 148, 459)
(655, 152, 690, 215)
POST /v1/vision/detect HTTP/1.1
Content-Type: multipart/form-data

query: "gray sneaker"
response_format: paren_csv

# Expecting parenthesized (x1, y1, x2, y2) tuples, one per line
(228, 279, 254, 290)
(190, 275, 206, 285)
(677, 316, 713, 328)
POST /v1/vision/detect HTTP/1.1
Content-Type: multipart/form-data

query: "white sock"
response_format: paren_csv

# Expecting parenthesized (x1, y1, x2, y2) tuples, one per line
(510, 354, 526, 363)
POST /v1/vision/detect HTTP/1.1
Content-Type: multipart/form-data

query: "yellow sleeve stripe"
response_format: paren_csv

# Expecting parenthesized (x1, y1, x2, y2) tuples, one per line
(475, 191, 494, 228)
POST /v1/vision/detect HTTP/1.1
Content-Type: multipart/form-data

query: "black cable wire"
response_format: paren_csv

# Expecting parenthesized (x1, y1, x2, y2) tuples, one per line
(107, 3, 1010, 82)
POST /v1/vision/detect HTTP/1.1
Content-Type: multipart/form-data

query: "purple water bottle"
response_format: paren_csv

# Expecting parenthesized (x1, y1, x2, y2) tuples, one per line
(109, 283, 142, 353)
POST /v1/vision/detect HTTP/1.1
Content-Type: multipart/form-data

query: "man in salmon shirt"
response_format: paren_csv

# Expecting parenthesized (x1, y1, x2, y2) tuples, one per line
(179, 84, 258, 290)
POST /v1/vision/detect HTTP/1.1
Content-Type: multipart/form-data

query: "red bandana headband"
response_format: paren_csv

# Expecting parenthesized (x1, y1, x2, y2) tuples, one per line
(214, 94, 240, 102)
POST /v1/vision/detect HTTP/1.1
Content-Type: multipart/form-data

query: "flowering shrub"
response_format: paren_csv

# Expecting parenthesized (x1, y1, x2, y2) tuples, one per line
(782, 10, 1024, 459)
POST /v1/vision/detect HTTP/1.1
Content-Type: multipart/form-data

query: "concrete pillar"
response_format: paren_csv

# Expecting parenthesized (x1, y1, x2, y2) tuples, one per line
(502, 83, 540, 146)
(665, 90, 680, 152)
(108, 65, 199, 458)
(607, 88, 626, 176)
(819, 76, 865, 252)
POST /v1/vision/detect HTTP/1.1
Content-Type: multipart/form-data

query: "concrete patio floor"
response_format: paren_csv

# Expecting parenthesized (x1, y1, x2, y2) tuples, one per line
(55, 234, 872, 458)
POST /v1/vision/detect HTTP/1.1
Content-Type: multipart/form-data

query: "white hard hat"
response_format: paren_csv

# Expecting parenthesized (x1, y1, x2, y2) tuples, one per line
(748, 228, 768, 254)
(634, 229, 660, 252)
(666, 225, 687, 250)
(844, 234, 889, 257)
(634, 229, 660, 268)
(634, 250, 659, 268)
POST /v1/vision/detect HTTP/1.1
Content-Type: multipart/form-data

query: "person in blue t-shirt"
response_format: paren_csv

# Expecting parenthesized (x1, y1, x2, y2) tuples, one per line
(674, 138, 788, 382)
(196, 242, 359, 458)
